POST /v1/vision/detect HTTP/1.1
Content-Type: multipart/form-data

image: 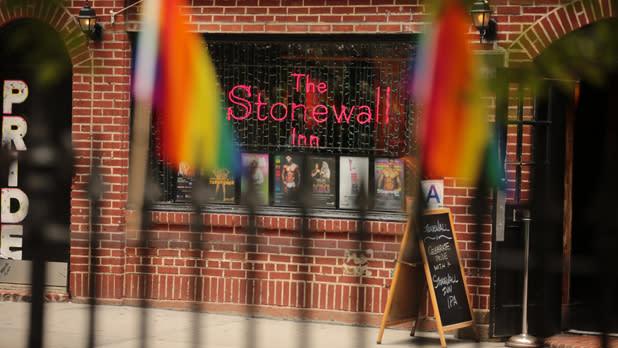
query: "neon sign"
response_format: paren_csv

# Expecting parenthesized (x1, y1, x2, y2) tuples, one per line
(227, 73, 391, 148)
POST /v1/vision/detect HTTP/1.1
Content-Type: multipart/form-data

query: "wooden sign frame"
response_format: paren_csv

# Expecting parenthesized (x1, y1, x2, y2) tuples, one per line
(377, 219, 425, 344)
(377, 208, 478, 347)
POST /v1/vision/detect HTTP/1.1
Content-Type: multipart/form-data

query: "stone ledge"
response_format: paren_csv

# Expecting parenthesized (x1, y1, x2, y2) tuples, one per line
(0, 289, 69, 303)
(545, 334, 618, 348)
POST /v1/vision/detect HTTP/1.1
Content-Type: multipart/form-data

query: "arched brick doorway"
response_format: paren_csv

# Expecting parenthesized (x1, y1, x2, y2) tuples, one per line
(534, 17, 618, 334)
(0, 18, 72, 286)
(493, 12, 618, 337)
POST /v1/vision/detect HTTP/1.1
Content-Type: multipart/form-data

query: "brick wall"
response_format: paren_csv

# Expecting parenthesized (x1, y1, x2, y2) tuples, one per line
(0, 0, 615, 331)
(117, 212, 404, 324)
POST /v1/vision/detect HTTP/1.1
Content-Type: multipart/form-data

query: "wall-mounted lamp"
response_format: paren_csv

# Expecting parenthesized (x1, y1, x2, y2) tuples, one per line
(78, 0, 103, 43)
(470, 0, 497, 43)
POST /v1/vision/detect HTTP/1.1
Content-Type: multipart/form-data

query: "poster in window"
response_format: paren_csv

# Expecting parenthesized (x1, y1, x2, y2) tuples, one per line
(274, 154, 303, 206)
(176, 162, 193, 202)
(241, 153, 269, 205)
(307, 156, 336, 208)
(339, 156, 369, 209)
(205, 165, 236, 203)
(374, 158, 405, 211)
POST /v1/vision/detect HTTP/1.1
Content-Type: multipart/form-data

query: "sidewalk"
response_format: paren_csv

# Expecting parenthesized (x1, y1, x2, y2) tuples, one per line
(0, 301, 504, 348)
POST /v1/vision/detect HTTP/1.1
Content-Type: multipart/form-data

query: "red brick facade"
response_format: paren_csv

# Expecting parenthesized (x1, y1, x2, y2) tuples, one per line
(0, 0, 615, 336)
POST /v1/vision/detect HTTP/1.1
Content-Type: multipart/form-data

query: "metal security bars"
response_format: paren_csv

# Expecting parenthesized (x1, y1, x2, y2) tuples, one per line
(5, 35, 616, 348)
(207, 34, 415, 155)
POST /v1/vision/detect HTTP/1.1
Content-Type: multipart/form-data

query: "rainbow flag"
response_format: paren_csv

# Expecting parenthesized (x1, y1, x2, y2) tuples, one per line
(133, 0, 239, 174)
(412, 1, 499, 184)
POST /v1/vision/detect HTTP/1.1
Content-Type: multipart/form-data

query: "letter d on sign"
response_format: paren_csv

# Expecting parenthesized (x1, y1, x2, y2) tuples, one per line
(1, 188, 29, 224)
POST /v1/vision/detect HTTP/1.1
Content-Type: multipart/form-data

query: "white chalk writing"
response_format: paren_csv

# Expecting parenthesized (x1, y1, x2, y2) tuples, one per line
(423, 221, 449, 234)
(432, 273, 459, 289)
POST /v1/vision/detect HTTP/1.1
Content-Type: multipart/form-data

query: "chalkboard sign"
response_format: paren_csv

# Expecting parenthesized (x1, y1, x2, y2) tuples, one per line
(378, 208, 476, 347)
(420, 209, 474, 329)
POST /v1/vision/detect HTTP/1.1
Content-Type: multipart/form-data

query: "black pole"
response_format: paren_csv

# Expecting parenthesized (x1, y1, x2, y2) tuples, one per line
(87, 161, 103, 348)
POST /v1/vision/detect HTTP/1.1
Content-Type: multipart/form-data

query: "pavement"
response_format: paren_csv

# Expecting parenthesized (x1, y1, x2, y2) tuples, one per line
(0, 301, 507, 348)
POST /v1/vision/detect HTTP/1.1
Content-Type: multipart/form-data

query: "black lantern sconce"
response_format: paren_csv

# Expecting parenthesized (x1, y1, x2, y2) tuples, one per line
(78, 0, 103, 43)
(470, 0, 497, 43)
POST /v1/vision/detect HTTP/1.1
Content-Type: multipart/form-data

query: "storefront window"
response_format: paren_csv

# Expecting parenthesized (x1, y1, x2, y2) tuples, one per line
(142, 34, 417, 211)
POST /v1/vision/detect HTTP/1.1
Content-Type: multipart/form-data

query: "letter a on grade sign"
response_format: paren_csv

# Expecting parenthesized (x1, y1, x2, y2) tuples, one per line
(421, 179, 444, 211)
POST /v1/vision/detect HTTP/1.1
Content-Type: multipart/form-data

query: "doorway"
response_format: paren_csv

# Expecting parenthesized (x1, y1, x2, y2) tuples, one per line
(566, 73, 618, 333)
(0, 19, 72, 286)
(492, 17, 618, 337)
(491, 72, 567, 338)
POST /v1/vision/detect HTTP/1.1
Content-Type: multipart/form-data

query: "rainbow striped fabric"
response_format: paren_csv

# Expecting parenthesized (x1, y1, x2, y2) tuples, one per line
(133, 0, 239, 174)
(412, 1, 499, 185)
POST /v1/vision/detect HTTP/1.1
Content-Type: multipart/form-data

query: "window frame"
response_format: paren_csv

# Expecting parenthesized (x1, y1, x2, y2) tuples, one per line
(132, 33, 417, 222)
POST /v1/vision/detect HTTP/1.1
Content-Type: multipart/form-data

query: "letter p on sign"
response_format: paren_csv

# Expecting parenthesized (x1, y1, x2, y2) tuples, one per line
(3, 80, 28, 114)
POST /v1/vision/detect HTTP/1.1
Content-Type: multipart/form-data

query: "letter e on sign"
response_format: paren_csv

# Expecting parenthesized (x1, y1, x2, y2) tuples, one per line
(1, 224, 23, 260)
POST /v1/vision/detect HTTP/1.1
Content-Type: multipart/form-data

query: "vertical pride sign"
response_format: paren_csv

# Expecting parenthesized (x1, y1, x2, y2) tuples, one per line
(1, 80, 29, 260)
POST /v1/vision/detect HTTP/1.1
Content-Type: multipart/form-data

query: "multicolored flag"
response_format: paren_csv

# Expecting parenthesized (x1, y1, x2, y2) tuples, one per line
(412, 0, 499, 185)
(133, 0, 239, 174)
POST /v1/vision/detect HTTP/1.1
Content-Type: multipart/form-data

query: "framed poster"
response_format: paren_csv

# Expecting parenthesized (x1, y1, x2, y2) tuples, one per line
(175, 162, 193, 202)
(339, 156, 369, 209)
(374, 158, 405, 211)
(273, 154, 303, 206)
(241, 153, 269, 205)
(205, 166, 236, 203)
(307, 156, 336, 208)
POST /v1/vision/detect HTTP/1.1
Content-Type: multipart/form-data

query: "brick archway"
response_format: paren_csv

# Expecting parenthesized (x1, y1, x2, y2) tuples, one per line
(507, 0, 616, 67)
(0, 1, 90, 66)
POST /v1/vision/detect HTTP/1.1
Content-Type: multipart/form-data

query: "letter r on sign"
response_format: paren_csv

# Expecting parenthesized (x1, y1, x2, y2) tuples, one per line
(2, 116, 28, 151)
